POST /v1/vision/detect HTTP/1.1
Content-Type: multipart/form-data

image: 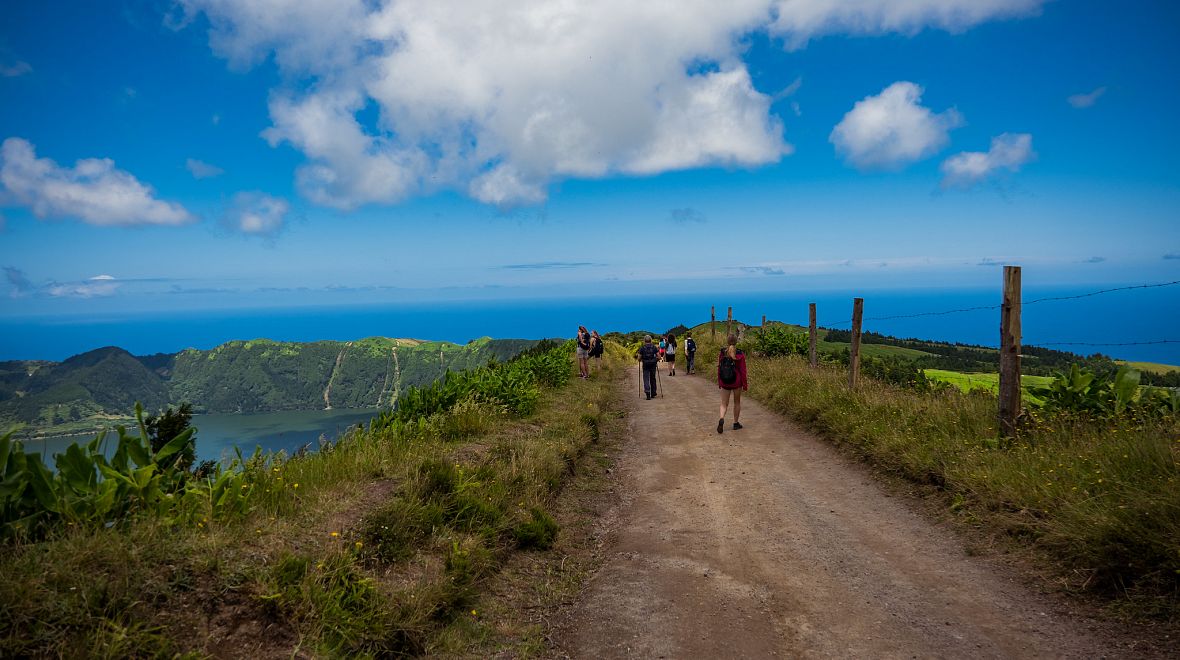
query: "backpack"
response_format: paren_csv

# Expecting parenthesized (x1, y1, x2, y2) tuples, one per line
(718, 350, 738, 385)
(589, 339, 603, 357)
(686, 338, 696, 354)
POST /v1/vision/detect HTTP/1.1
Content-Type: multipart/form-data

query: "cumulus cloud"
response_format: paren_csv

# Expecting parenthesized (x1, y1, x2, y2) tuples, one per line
(0, 61, 32, 77)
(0, 138, 194, 226)
(179, 0, 792, 208)
(186, 158, 224, 179)
(1067, 86, 1107, 109)
(770, 0, 1045, 48)
(225, 191, 289, 235)
(173, 1, 1046, 208)
(940, 133, 1034, 188)
(830, 81, 962, 170)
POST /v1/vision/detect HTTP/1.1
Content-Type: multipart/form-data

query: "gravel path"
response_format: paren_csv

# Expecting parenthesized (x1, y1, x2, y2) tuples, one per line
(557, 365, 1121, 659)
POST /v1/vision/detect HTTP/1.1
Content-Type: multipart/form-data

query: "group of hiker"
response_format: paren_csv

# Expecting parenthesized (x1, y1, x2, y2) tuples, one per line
(575, 326, 604, 379)
(633, 331, 748, 434)
(578, 325, 748, 434)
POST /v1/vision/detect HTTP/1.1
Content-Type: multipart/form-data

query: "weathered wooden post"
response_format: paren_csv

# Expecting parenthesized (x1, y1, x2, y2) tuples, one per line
(808, 302, 818, 368)
(849, 298, 864, 388)
(711, 305, 716, 339)
(726, 306, 733, 338)
(761, 314, 766, 331)
(999, 266, 1022, 436)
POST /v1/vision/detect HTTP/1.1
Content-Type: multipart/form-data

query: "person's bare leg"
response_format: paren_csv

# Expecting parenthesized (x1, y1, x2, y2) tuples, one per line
(718, 389, 731, 434)
(733, 390, 742, 428)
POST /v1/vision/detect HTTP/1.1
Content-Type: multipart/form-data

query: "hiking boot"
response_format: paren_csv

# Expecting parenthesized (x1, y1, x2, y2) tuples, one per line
(733, 422, 743, 430)
(717, 418, 724, 434)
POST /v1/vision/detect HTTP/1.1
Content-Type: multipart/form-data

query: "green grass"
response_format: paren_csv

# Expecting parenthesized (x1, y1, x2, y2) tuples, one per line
(1118, 360, 1180, 375)
(0, 347, 627, 656)
(924, 369, 1053, 403)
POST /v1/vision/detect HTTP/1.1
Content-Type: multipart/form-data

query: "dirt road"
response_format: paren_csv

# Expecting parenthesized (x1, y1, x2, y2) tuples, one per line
(557, 365, 1121, 659)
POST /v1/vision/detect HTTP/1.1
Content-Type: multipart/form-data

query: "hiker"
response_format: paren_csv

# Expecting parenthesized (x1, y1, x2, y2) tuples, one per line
(636, 335, 661, 399)
(716, 334, 747, 433)
(588, 330, 604, 370)
(664, 332, 676, 376)
(684, 332, 697, 375)
(576, 326, 591, 379)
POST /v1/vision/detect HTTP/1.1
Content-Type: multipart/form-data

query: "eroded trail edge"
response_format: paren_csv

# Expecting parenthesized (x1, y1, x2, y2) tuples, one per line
(558, 366, 1116, 659)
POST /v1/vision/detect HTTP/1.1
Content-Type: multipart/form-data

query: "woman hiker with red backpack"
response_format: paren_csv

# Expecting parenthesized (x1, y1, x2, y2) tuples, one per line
(716, 333, 747, 434)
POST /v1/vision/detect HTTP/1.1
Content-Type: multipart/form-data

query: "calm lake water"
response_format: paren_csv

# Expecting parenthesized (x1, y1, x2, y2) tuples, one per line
(24, 408, 380, 467)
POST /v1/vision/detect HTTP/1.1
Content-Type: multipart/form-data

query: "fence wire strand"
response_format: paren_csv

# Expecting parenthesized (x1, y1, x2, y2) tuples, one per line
(818, 279, 1180, 328)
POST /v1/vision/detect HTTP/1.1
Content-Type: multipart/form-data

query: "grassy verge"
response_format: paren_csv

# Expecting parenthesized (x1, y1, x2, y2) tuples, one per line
(0, 348, 627, 656)
(689, 328, 1180, 619)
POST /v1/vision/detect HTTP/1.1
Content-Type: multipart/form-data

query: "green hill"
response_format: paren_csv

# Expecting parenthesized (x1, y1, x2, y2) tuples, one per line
(0, 337, 541, 437)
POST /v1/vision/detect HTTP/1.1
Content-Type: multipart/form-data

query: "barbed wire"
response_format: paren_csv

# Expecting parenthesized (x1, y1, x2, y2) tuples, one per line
(818, 279, 1180, 328)
(1025, 339, 1180, 348)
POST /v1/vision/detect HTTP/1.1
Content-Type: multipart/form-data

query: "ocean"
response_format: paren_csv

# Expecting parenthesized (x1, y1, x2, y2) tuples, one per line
(2, 285, 1179, 365)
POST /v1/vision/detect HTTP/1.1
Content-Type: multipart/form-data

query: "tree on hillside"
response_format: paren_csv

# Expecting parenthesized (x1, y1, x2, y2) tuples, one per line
(144, 403, 196, 473)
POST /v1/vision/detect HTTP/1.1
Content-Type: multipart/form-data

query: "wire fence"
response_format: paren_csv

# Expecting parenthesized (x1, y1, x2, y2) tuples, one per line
(813, 278, 1180, 350)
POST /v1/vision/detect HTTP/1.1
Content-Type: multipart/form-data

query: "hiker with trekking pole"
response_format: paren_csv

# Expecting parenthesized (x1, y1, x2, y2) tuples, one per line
(636, 335, 662, 399)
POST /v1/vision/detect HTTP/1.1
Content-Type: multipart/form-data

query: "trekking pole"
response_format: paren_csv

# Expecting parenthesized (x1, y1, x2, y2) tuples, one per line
(656, 366, 663, 398)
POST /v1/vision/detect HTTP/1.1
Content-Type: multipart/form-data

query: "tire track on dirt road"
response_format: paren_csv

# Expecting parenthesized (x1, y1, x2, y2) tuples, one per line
(556, 365, 1120, 659)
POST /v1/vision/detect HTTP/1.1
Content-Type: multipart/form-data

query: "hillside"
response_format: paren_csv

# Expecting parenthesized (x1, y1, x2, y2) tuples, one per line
(0, 337, 541, 437)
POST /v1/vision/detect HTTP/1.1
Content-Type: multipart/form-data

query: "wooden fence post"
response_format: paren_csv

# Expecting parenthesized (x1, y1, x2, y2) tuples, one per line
(727, 306, 733, 338)
(711, 306, 716, 339)
(849, 298, 864, 388)
(808, 303, 818, 368)
(761, 314, 766, 331)
(999, 266, 1022, 437)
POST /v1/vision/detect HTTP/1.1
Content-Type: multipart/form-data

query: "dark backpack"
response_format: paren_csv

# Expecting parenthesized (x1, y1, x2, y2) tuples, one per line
(686, 338, 697, 354)
(589, 339, 603, 357)
(719, 351, 738, 385)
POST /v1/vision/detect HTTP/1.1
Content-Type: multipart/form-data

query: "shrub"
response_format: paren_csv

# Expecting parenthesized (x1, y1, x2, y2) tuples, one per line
(513, 507, 559, 550)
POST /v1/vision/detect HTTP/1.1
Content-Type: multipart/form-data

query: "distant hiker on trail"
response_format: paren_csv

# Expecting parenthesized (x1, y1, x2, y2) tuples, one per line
(658, 336, 666, 360)
(588, 330, 604, 370)
(636, 335, 661, 399)
(664, 332, 676, 376)
(576, 326, 591, 379)
(716, 334, 747, 433)
(684, 333, 697, 375)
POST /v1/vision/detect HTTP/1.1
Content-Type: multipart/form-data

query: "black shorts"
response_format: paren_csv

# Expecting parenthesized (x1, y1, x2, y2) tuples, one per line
(665, 353, 675, 363)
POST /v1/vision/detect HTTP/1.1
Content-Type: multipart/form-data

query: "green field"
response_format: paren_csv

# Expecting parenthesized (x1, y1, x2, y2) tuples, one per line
(1117, 360, 1180, 375)
(923, 369, 1053, 402)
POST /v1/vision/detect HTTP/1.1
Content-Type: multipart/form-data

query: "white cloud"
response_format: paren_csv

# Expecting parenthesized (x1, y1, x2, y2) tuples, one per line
(0, 138, 194, 226)
(769, 0, 1045, 48)
(830, 81, 962, 170)
(185, 158, 225, 179)
(1067, 86, 1107, 109)
(177, 1, 1044, 208)
(940, 133, 1034, 188)
(0, 61, 32, 77)
(180, 0, 789, 208)
(47, 277, 121, 298)
(225, 191, 289, 235)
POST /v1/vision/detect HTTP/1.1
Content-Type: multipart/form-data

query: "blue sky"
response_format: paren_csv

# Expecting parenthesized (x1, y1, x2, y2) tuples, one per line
(1, 0, 1178, 319)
